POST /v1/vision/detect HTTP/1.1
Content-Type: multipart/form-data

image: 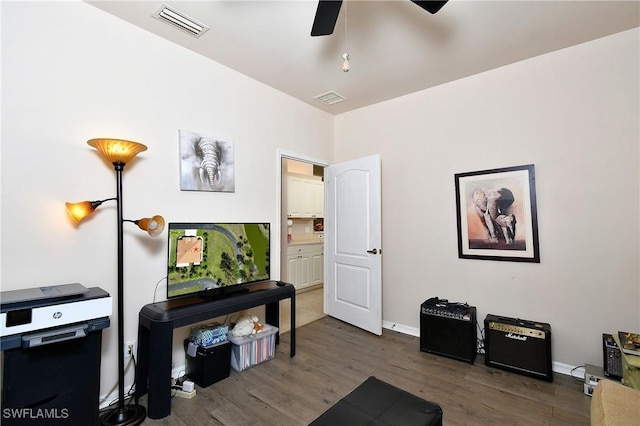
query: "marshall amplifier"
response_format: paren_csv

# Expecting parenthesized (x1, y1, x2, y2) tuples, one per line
(484, 314, 553, 381)
(420, 297, 477, 364)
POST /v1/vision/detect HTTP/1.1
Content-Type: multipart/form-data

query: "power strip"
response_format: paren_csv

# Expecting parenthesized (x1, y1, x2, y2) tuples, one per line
(174, 389, 196, 399)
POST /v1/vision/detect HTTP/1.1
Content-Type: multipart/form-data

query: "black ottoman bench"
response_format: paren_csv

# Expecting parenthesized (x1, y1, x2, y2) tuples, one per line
(309, 376, 443, 426)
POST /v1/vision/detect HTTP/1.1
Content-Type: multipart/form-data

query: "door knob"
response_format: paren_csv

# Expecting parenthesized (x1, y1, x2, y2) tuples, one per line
(367, 248, 378, 254)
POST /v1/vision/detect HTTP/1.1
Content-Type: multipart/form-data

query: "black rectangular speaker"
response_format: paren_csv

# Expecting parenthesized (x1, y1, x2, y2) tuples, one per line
(602, 333, 623, 379)
(420, 300, 477, 364)
(484, 314, 553, 381)
(184, 340, 231, 388)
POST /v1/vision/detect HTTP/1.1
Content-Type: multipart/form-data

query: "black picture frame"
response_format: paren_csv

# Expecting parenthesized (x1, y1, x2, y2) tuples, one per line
(454, 164, 539, 262)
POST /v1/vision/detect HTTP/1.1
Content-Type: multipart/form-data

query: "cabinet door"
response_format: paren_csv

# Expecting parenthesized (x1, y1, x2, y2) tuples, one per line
(313, 180, 324, 218)
(287, 176, 323, 218)
(287, 255, 300, 288)
(311, 252, 324, 285)
(299, 254, 311, 288)
(287, 176, 303, 217)
(300, 179, 314, 217)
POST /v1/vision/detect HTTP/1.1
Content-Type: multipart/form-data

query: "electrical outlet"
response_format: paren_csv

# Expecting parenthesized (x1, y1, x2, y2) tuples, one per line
(124, 340, 137, 358)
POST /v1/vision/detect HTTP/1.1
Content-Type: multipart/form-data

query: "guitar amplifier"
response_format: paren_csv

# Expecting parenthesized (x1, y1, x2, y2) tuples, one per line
(602, 333, 623, 379)
(420, 298, 477, 364)
(484, 314, 553, 381)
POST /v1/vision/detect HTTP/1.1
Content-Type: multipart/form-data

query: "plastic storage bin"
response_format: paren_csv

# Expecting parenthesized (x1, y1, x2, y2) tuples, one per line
(184, 340, 232, 388)
(228, 324, 278, 372)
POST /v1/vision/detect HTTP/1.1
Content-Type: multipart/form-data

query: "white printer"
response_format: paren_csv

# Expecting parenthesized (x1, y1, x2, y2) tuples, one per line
(1, 283, 112, 425)
(1, 283, 112, 350)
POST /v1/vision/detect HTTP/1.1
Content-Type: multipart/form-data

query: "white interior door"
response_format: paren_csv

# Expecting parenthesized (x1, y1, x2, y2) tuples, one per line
(324, 154, 382, 335)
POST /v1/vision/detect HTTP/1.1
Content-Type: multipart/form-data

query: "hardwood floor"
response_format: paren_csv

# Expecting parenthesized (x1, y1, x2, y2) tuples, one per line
(141, 313, 592, 425)
(278, 286, 325, 334)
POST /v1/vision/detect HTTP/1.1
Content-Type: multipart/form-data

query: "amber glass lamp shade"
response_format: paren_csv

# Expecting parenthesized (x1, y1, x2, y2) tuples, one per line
(87, 138, 147, 164)
(65, 200, 103, 223)
(135, 215, 165, 237)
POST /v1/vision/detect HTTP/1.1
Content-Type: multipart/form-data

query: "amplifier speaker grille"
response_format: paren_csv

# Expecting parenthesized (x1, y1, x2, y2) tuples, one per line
(484, 314, 552, 381)
(420, 304, 477, 364)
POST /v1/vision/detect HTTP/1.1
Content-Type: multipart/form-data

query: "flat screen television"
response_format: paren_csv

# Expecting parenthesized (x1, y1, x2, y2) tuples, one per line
(166, 222, 270, 299)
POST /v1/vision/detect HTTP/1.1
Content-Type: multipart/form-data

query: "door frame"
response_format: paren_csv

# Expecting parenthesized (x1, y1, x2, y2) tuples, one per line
(276, 149, 330, 284)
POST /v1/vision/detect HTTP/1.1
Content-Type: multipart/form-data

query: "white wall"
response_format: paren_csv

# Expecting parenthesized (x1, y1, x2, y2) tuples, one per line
(1, 1, 333, 400)
(335, 28, 640, 369)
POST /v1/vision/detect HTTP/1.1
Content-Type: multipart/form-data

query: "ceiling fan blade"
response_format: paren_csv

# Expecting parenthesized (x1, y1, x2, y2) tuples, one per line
(411, 1, 449, 14)
(311, 0, 343, 36)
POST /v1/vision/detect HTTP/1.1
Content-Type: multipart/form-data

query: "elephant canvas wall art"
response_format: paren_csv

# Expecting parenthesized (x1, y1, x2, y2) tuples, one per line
(179, 129, 235, 192)
(454, 164, 540, 262)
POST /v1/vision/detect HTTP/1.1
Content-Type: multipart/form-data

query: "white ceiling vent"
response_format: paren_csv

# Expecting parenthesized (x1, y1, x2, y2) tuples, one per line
(314, 91, 347, 105)
(152, 3, 210, 38)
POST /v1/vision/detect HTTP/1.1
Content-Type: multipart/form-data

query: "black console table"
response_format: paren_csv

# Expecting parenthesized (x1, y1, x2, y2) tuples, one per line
(135, 280, 295, 419)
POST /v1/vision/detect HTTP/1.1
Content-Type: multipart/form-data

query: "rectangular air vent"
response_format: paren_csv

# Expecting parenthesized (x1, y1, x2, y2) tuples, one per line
(314, 91, 347, 105)
(152, 3, 209, 38)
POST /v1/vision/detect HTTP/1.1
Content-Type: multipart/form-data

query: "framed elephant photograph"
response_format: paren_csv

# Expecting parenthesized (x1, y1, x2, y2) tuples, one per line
(454, 164, 540, 262)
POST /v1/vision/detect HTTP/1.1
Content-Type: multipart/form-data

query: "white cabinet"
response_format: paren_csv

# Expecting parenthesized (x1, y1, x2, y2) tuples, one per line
(287, 244, 324, 290)
(287, 254, 310, 289)
(287, 176, 303, 218)
(301, 179, 314, 217)
(312, 180, 324, 218)
(287, 176, 323, 218)
(310, 251, 324, 285)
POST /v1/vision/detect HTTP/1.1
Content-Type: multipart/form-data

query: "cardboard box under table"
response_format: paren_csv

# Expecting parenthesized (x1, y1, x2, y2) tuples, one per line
(228, 325, 278, 372)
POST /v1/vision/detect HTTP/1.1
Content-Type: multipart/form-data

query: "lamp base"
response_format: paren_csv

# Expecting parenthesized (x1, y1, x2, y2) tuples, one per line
(100, 403, 146, 426)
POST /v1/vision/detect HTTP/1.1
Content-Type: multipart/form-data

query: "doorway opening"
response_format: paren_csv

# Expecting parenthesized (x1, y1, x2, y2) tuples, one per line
(278, 151, 329, 331)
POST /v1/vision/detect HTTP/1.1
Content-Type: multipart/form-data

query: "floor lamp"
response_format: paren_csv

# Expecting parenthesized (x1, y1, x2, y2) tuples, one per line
(66, 138, 165, 426)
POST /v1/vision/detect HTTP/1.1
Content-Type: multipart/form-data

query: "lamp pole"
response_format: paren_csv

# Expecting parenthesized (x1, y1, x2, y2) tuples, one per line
(115, 162, 126, 411)
(100, 162, 146, 426)
(66, 138, 158, 425)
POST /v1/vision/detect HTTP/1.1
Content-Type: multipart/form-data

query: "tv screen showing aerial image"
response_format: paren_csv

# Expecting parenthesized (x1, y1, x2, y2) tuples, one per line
(167, 223, 270, 299)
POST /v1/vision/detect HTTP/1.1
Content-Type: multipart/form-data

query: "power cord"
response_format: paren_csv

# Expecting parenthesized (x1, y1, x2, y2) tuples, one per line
(99, 357, 134, 409)
(153, 276, 168, 303)
(98, 343, 140, 412)
(570, 365, 586, 382)
(173, 370, 187, 387)
(170, 372, 193, 399)
(476, 321, 486, 355)
(126, 345, 140, 405)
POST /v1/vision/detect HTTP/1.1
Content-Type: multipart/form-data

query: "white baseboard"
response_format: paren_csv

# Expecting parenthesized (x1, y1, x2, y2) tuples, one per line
(383, 320, 420, 337)
(554, 362, 584, 379)
(382, 320, 581, 378)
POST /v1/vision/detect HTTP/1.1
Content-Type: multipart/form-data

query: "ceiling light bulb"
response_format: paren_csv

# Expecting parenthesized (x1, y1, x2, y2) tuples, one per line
(342, 53, 350, 72)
